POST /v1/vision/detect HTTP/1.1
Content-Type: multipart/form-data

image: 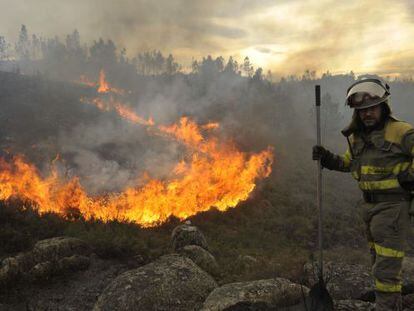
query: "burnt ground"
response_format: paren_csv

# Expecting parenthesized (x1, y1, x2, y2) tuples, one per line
(0, 256, 130, 311)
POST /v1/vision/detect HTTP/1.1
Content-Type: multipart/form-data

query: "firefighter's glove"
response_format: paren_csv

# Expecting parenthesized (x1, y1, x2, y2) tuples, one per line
(397, 170, 414, 191)
(313, 145, 333, 161)
(312, 145, 335, 169)
(312, 145, 327, 161)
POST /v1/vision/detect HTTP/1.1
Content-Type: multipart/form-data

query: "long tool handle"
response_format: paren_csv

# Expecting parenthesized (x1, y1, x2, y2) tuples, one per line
(315, 85, 323, 279)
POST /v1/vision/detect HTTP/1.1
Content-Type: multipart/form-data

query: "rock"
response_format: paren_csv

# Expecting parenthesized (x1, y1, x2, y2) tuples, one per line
(304, 262, 373, 300)
(178, 245, 220, 277)
(29, 255, 90, 281)
(30, 261, 54, 280)
(58, 255, 90, 272)
(236, 255, 258, 271)
(133, 254, 145, 265)
(0, 257, 20, 285)
(171, 222, 208, 251)
(94, 254, 217, 311)
(32, 236, 92, 262)
(0, 237, 92, 286)
(334, 299, 375, 310)
(201, 278, 309, 311)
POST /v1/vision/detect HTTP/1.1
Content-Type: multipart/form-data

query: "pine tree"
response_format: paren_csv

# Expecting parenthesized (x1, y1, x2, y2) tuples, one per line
(16, 25, 31, 60)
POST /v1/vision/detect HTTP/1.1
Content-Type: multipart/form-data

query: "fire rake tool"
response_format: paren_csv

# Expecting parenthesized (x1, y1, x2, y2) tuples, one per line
(306, 85, 333, 310)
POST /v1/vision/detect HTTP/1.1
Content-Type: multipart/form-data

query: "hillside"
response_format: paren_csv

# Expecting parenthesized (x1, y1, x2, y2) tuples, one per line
(1, 70, 408, 309)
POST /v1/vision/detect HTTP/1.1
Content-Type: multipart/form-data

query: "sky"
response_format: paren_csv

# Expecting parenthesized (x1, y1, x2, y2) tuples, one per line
(1, 0, 414, 77)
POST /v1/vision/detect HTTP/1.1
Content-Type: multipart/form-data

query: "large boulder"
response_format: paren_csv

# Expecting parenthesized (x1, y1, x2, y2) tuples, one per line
(94, 254, 217, 311)
(0, 237, 91, 285)
(30, 255, 90, 281)
(171, 222, 208, 251)
(178, 245, 220, 277)
(31, 236, 92, 262)
(201, 278, 309, 311)
(304, 262, 373, 300)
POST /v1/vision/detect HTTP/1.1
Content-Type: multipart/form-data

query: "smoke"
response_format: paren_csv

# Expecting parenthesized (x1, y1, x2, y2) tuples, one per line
(56, 109, 186, 194)
(2, 0, 414, 76)
(0, 0, 270, 55)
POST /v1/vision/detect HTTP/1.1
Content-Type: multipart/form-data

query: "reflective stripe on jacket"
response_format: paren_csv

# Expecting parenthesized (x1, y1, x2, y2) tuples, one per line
(330, 118, 414, 193)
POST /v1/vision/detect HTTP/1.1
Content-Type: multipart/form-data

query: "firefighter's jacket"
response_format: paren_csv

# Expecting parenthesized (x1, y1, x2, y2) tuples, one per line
(322, 117, 414, 194)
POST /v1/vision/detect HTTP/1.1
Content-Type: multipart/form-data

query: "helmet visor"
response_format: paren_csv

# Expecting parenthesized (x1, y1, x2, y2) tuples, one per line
(346, 80, 389, 109)
(348, 92, 383, 109)
(347, 81, 386, 98)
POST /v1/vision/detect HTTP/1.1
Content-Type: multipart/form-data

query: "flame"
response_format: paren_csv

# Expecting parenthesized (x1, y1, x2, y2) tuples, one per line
(0, 71, 274, 227)
(0, 138, 273, 227)
(202, 122, 220, 130)
(97, 70, 124, 95)
(81, 96, 155, 127)
(79, 75, 96, 87)
(77, 70, 124, 95)
(97, 70, 109, 93)
(159, 117, 204, 146)
(114, 102, 155, 126)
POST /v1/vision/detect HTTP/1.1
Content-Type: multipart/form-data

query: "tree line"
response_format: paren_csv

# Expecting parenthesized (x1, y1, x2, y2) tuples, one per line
(0, 25, 271, 81)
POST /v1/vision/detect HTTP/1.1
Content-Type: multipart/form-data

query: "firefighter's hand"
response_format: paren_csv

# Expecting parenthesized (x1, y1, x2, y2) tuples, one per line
(312, 145, 328, 161)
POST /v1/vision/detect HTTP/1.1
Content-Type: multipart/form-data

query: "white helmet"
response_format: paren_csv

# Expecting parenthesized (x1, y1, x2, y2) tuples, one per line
(345, 78, 390, 110)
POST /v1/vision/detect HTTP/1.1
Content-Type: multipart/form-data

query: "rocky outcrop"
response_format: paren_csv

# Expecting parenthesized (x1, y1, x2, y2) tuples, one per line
(171, 221, 208, 251)
(304, 262, 373, 300)
(94, 254, 217, 311)
(201, 278, 309, 311)
(171, 222, 220, 278)
(0, 237, 92, 285)
(178, 245, 220, 277)
(31, 236, 92, 262)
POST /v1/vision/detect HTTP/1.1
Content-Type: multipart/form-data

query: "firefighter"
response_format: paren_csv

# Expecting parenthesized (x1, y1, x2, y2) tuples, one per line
(313, 78, 414, 310)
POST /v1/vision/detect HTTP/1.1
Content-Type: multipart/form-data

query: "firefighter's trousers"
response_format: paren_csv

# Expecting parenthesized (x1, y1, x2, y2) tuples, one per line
(359, 200, 409, 311)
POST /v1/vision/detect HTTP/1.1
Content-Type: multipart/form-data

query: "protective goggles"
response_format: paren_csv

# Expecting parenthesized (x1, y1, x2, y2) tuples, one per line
(345, 79, 390, 109)
(348, 92, 383, 109)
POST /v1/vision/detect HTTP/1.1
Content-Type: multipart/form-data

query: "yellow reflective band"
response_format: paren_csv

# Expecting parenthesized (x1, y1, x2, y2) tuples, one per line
(343, 157, 350, 168)
(394, 162, 410, 174)
(351, 171, 359, 180)
(374, 243, 404, 258)
(360, 162, 410, 175)
(342, 150, 351, 168)
(368, 242, 375, 249)
(375, 279, 402, 293)
(359, 179, 400, 190)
